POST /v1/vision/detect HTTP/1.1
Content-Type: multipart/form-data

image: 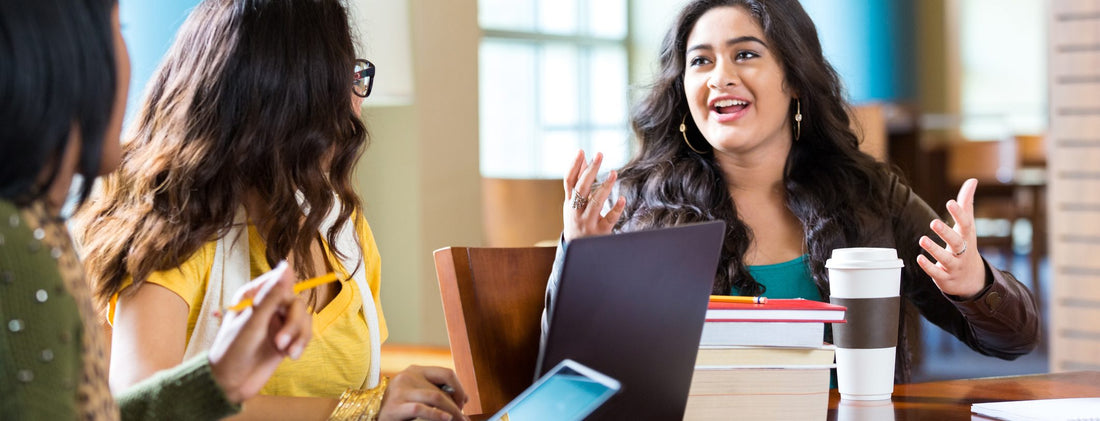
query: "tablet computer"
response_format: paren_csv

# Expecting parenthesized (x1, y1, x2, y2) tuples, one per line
(488, 359, 620, 421)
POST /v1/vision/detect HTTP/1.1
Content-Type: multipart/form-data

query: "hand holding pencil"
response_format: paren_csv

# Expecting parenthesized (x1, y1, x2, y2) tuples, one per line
(206, 261, 313, 404)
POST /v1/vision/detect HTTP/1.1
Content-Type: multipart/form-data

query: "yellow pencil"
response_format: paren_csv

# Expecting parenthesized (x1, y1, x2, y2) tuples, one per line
(224, 272, 339, 313)
(710, 295, 768, 304)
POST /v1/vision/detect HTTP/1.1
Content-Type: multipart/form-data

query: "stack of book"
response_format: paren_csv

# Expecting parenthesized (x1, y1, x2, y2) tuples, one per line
(685, 297, 846, 420)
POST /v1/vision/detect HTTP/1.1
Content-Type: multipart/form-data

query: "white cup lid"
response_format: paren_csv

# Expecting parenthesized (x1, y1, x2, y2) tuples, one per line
(825, 247, 904, 269)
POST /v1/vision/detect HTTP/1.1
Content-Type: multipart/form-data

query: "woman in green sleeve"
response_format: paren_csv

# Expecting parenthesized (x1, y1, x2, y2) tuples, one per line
(0, 0, 313, 419)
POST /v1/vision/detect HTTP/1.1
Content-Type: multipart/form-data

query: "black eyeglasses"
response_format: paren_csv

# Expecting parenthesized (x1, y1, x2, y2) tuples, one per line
(353, 59, 375, 98)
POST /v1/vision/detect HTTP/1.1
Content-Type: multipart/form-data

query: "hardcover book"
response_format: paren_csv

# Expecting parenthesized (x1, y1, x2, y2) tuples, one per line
(706, 298, 846, 322)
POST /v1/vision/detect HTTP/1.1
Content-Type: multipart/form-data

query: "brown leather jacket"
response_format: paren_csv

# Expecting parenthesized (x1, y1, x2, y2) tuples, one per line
(862, 177, 1040, 383)
(542, 176, 1041, 383)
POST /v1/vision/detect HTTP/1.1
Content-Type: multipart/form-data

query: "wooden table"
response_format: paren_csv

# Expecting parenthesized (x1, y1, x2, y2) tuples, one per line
(827, 371, 1100, 420)
(470, 371, 1100, 420)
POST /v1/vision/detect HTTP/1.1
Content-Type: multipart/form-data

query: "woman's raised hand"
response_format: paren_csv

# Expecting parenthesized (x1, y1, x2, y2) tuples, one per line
(562, 150, 626, 242)
(207, 261, 312, 404)
(916, 178, 988, 299)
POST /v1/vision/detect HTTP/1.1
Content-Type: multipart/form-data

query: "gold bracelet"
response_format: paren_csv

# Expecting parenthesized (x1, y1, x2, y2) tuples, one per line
(363, 376, 389, 421)
(328, 376, 390, 421)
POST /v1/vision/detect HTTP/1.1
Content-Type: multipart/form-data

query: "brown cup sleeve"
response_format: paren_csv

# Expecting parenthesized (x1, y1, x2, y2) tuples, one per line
(830, 296, 901, 349)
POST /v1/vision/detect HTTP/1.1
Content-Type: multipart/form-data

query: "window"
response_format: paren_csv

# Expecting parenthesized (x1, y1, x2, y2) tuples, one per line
(478, 0, 631, 178)
(959, 0, 1047, 140)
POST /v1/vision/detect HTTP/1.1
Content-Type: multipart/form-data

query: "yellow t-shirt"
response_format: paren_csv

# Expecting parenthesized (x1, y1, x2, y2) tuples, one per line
(110, 216, 388, 397)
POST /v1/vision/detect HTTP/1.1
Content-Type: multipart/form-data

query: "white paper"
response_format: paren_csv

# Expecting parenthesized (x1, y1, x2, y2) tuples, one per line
(971, 398, 1100, 421)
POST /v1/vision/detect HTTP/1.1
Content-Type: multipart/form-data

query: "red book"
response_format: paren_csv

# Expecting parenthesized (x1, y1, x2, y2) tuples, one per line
(705, 298, 846, 323)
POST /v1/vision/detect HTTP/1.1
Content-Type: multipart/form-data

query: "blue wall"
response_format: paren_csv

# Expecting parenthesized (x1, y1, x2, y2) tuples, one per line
(119, 0, 201, 125)
(800, 0, 916, 104)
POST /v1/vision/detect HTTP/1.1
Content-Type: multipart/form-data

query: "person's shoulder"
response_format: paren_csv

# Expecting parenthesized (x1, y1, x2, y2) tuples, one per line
(884, 172, 915, 203)
(0, 199, 26, 231)
(139, 239, 216, 294)
(0, 200, 41, 266)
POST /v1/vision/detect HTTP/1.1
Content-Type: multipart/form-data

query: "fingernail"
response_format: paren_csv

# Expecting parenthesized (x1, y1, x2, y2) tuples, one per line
(276, 333, 291, 350)
(290, 344, 304, 360)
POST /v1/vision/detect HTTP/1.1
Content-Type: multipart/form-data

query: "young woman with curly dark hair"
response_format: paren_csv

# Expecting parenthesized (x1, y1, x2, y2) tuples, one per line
(78, 1, 467, 419)
(544, 0, 1039, 384)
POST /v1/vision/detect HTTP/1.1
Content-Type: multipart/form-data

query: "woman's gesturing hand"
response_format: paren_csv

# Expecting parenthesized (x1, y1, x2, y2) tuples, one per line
(916, 178, 988, 299)
(207, 261, 312, 404)
(380, 365, 469, 421)
(563, 150, 626, 242)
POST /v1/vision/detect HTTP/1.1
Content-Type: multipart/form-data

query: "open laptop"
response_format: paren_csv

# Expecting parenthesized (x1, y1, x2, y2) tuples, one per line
(535, 220, 726, 420)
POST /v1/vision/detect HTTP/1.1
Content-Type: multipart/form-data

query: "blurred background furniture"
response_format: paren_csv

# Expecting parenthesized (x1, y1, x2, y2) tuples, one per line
(481, 178, 564, 247)
(379, 344, 454, 378)
(433, 246, 556, 415)
(851, 103, 890, 162)
(946, 139, 1020, 266)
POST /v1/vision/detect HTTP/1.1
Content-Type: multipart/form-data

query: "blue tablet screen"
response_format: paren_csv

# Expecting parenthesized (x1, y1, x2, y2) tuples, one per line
(492, 365, 617, 421)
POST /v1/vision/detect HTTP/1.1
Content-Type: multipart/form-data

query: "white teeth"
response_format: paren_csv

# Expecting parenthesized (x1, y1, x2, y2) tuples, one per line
(713, 99, 748, 107)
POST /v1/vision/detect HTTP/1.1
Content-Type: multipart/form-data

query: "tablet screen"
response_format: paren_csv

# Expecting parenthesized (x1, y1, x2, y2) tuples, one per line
(490, 359, 619, 421)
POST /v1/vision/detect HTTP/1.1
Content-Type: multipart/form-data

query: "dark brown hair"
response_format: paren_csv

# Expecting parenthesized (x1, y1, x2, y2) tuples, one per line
(618, 0, 895, 298)
(80, 0, 367, 305)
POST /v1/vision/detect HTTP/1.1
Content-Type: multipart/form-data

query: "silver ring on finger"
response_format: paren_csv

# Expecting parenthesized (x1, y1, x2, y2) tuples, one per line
(571, 189, 589, 210)
(953, 240, 968, 256)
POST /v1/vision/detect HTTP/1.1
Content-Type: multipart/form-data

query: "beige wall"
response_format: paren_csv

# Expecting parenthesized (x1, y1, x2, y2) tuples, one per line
(1048, 0, 1100, 371)
(355, 0, 482, 346)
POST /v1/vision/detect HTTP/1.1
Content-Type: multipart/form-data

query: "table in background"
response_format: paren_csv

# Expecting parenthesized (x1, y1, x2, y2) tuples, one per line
(827, 371, 1100, 420)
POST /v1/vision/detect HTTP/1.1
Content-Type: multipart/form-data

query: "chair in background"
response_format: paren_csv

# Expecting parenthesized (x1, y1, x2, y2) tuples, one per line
(433, 246, 557, 415)
(481, 178, 564, 247)
(946, 139, 1021, 266)
(851, 103, 889, 162)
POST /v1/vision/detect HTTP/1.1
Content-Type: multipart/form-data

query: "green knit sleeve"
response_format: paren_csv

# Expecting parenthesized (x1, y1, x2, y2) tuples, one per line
(116, 352, 241, 421)
(0, 201, 84, 419)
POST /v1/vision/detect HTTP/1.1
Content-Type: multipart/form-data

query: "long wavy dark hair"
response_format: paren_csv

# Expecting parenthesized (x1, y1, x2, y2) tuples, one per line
(618, 0, 896, 298)
(79, 0, 367, 305)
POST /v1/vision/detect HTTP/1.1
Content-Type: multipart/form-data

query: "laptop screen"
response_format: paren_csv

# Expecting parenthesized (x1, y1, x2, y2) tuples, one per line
(536, 221, 726, 420)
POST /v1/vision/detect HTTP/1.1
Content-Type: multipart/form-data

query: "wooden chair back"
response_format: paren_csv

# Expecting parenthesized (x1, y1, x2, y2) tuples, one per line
(433, 246, 557, 415)
(946, 139, 1019, 186)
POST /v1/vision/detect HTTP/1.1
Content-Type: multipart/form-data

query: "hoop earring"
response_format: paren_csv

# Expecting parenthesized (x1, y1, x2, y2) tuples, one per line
(680, 114, 707, 154)
(794, 99, 803, 141)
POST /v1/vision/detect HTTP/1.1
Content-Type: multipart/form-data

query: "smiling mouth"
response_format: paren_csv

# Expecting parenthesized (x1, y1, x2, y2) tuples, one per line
(713, 98, 749, 115)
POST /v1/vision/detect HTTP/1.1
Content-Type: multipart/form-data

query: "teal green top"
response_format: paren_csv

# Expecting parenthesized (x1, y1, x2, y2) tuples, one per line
(737, 254, 837, 388)
(735, 255, 821, 301)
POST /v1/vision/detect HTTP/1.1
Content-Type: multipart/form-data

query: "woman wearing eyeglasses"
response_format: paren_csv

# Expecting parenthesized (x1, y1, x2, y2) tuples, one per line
(2, 0, 315, 419)
(77, 1, 467, 420)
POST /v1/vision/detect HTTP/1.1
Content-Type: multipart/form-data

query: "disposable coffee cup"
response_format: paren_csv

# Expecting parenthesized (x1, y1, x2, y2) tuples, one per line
(826, 248, 903, 401)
